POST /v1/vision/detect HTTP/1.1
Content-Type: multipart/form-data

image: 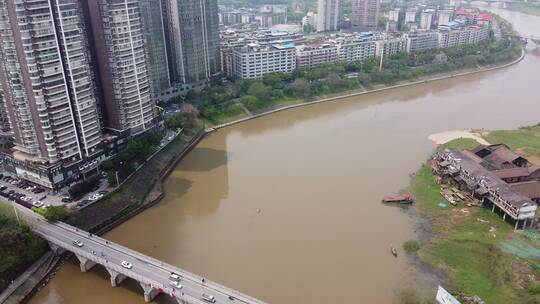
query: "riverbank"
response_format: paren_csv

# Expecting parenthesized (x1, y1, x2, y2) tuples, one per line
(210, 46, 525, 131)
(408, 127, 540, 304)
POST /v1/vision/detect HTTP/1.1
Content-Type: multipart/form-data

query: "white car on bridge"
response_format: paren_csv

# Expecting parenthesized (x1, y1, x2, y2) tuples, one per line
(121, 261, 133, 269)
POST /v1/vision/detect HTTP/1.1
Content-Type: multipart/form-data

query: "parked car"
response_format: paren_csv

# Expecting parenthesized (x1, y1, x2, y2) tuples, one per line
(33, 201, 44, 208)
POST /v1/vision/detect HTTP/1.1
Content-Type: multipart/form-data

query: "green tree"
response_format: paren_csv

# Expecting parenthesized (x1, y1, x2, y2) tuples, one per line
(2, 141, 14, 150)
(291, 78, 311, 97)
(166, 113, 192, 130)
(326, 72, 341, 89)
(240, 95, 259, 110)
(247, 81, 271, 101)
(262, 73, 285, 89)
(44, 206, 69, 222)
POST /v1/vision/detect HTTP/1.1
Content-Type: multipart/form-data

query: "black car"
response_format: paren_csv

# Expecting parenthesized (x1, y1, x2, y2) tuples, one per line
(0, 185, 6, 191)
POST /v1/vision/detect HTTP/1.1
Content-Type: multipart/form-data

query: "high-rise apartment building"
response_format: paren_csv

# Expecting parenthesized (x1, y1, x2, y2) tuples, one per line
(316, 0, 342, 32)
(438, 10, 453, 25)
(405, 10, 416, 23)
(420, 12, 433, 30)
(0, 0, 102, 164)
(86, 0, 156, 135)
(140, 0, 171, 97)
(352, 0, 380, 30)
(162, 0, 221, 85)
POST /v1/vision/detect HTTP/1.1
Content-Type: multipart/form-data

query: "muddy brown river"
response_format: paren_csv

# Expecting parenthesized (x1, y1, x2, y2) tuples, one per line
(30, 7, 540, 304)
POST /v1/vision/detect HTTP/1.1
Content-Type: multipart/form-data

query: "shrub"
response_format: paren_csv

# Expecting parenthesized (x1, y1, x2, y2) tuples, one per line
(403, 240, 421, 254)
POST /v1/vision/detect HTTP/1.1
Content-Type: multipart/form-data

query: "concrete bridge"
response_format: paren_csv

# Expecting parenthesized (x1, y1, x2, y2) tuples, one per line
(15, 206, 267, 304)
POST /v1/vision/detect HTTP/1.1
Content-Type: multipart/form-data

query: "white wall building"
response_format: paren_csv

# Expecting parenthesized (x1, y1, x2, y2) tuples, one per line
(296, 44, 339, 69)
(375, 37, 407, 56)
(233, 43, 296, 79)
(438, 25, 490, 48)
(405, 31, 439, 53)
(337, 40, 376, 62)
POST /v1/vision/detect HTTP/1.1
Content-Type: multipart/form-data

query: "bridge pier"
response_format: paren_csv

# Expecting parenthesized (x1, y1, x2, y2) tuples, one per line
(75, 254, 96, 273)
(106, 268, 127, 287)
(140, 282, 159, 302)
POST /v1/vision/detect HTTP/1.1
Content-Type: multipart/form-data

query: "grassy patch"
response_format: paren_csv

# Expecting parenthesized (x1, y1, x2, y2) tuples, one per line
(510, 3, 540, 17)
(440, 138, 482, 150)
(0, 203, 14, 218)
(484, 125, 540, 160)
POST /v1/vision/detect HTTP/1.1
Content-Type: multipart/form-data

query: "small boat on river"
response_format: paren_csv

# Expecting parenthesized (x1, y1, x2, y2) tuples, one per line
(382, 192, 415, 204)
(391, 247, 398, 257)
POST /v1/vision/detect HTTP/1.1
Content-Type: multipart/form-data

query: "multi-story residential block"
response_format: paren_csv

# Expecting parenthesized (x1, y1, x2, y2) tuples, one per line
(296, 44, 339, 69)
(233, 43, 296, 79)
(336, 39, 376, 62)
(162, 0, 221, 85)
(438, 25, 490, 48)
(87, 0, 156, 136)
(420, 12, 433, 30)
(0, 0, 103, 189)
(405, 31, 439, 53)
(352, 0, 380, 30)
(317, 0, 342, 32)
(140, 0, 171, 97)
(375, 36, 407, 56)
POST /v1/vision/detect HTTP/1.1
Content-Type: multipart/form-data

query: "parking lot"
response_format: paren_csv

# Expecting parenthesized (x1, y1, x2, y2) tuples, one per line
(0, 173, 112, 211)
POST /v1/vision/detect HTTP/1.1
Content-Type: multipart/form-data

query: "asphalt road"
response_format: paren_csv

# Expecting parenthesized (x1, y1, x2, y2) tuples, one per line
(15, 205, 265, 304)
